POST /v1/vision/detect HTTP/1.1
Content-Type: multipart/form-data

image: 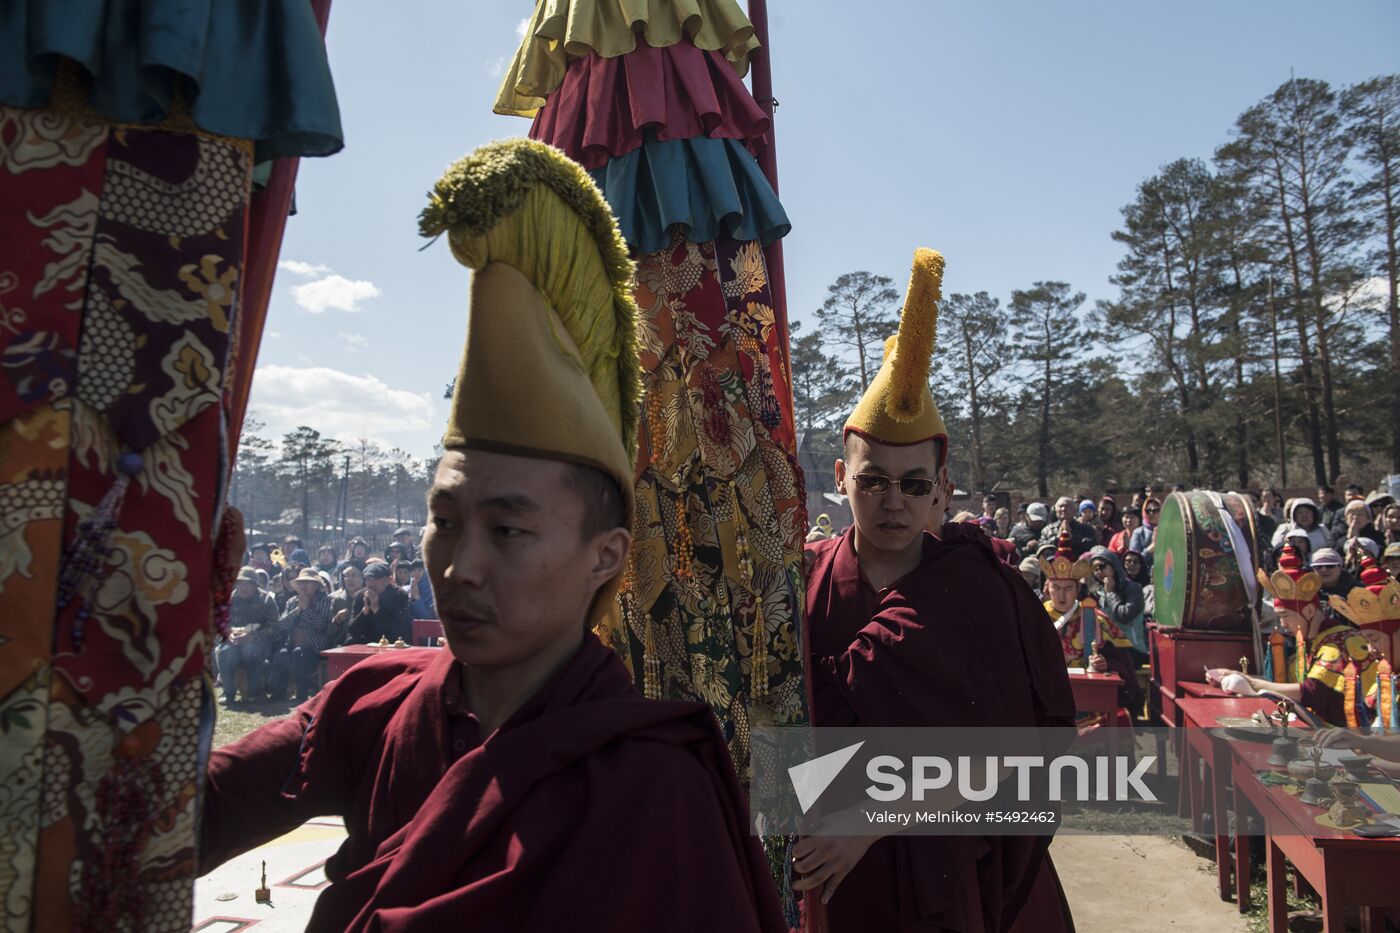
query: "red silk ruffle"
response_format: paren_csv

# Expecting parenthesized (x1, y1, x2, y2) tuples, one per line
(530, 38, 770, 170)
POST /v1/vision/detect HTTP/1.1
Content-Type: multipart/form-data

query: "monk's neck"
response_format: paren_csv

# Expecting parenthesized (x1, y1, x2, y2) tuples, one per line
(851, 527, 924, 591)
(458, 628, 584, 736)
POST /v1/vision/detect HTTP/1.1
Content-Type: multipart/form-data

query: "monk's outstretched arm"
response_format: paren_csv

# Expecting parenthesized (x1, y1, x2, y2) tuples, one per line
(199, 700, 334, 873)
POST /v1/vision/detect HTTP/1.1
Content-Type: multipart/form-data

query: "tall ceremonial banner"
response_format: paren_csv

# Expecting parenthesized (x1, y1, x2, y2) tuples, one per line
(0, 3, 341, 929)
(495, 0, 808, 780)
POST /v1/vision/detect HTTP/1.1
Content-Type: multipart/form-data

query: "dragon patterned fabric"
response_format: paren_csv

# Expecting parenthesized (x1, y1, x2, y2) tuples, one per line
(0, 102, 249, 932)
(607, 231, 806, 786)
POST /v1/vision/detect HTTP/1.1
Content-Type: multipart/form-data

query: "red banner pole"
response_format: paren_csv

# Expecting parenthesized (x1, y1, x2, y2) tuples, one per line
(747, 0, 796, 444)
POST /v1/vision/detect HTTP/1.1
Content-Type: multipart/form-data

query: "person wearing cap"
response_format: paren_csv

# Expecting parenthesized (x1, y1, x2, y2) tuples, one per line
(268, 567, 336, 701)
(344, 562, 412, 646)
(385, 541, 409, 565)
(1385, 542, 1400, 581)
(1078, 498, 1100, 533)
(200, 140, 785, 932)
(330, 564, 367, 637)
(216, 567, 281, 707)
(1038, 495, 1098, 558)
(287, 548, 312, 574)
(1009, 501, 1049, 557)
(1338, 499, 1384, 563)
(393, 526, 418, 561)
(1309, 548, 1357, 600)
(798, 248, 1074, 931)
(1018, 554, 1043, 591)
(1224, 544, 1383, 727)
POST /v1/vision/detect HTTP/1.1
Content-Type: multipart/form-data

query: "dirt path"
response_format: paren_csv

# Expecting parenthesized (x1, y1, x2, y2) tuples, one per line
(1053, 835, 1251, 932)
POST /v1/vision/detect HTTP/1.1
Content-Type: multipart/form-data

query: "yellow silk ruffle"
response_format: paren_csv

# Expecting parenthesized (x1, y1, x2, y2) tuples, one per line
(493, 0, 760, 118)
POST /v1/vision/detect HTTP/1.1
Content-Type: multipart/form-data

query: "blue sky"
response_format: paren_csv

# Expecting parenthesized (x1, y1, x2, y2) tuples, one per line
(247, 0, 1400, 459)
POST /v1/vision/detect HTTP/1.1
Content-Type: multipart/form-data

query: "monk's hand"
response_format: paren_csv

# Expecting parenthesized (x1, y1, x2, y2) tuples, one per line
(792, 808, 878, 905)
(1089, 654, 1108, 673)
(1315, 727, 1367, 751)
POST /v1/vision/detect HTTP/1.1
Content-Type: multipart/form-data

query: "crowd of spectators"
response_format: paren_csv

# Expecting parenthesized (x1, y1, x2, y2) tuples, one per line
(216, 528, 438, 706)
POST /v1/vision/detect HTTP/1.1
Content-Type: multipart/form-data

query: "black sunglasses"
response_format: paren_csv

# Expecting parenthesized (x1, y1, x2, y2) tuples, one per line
(853, 473, 935, 497)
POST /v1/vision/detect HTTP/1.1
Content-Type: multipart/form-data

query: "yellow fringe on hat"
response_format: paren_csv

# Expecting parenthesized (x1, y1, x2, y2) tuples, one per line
(887, 248, 943, 423)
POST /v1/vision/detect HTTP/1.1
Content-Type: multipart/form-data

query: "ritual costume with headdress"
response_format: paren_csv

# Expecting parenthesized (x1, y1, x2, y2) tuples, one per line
(1326, 554, 1400, 727)
(1040, 530, 1142, 714)
(0, 4, 341, 928)
(804, 250, 1076, 933)
(1255, 545, 1381, 728)
(200, 140, 785, 933)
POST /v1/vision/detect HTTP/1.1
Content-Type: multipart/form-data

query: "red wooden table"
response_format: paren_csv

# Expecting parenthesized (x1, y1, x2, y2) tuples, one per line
(1069, 671, 1125, 762)
(1227, 734, 1400, 930)
(1178, 695, 1282, 901)
(322, 643, 435, 680)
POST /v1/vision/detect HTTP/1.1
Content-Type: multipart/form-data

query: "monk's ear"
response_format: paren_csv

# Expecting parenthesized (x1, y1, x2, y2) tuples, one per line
(589, 527, 631, 585)
(835, 458, 847, 495)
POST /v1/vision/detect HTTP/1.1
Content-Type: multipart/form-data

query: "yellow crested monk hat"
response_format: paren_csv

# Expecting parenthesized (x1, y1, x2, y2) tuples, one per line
(419, 138, 641, 623)
(843, 248, 948, 464)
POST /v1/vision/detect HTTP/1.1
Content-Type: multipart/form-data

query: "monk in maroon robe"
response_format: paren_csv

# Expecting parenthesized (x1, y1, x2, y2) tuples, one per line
(793, 248, 1076, 932)
(200, 139, 786, 932)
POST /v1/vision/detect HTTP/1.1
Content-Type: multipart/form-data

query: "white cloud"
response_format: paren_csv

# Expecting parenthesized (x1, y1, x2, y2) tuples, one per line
(516, 17, 531, 39)
(339, 330, 369, 352)
(290, 274, 382, 314)
(278, 259, 332, 277)
(488, 55, 509, 77)
(248, 365, 434, 440)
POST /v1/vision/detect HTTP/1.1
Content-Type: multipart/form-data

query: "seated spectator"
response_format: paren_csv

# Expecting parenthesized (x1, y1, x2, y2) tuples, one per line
(1260, 487, 1285, 528)
(994, 506, 1012, 538)
(1386, 542, 1400, 581)
(314, 545, 339, 579)
(392, 526, 419, 561)
(216, 567, 279, 707)
(1098, 495, 1122, 545)
(1018, 555, 1042, 592)
(248, 542, 274, 575)
(385, 541, 409, 565)
(1039, 496, 1099, 556)
(1338, 499, 1384, 556)
(269, 568, 335, 702)
(1343, 536, 1381, 575)
(329, 564, 366, 645)
(1078, 499, 1101, 535)
(1311, 548, 1357, 600)
(1129, 497, 1161, 567)
(1271, 498, 1333, 552)
(271, 566, 297, 612)
(1122, 549, 1150, 587)
(1088, 547, 1149, 661)
(1110, 507, 1141, 555)
(340, 537, 370, 573)
(346, 561, 412, 645)
(286, 548, 311, 573)
(393, 559, 412, 588)
(407, 557, 437, 620)
(1381, 503, 1400, 549)
(1010, 502, 1049, 557)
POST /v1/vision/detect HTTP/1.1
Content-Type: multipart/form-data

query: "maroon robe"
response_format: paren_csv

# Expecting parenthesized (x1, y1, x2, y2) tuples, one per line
(201, 633, 785, 932)
(805, 524, 1078, 933)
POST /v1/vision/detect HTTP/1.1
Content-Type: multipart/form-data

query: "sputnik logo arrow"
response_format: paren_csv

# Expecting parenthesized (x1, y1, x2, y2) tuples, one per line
(788, 741, 865, 814)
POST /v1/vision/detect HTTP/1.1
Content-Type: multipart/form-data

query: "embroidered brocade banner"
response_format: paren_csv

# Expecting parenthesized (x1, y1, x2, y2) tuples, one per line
(0, 103, 249, 932)
(609, 232, 806, 786)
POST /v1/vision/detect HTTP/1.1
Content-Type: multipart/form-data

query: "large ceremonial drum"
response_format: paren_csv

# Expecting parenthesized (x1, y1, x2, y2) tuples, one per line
(1152, 491, 1260, 632)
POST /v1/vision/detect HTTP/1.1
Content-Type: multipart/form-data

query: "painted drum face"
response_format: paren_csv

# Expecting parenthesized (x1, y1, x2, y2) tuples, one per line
(1153, 491, 1259, 632)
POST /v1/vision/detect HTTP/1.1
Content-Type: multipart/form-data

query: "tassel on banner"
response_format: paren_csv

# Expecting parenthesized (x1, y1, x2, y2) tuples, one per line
(1344, 659, 1359, 729)
(54, 451, 144, 650)
(1378, 657, 1393, 735)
